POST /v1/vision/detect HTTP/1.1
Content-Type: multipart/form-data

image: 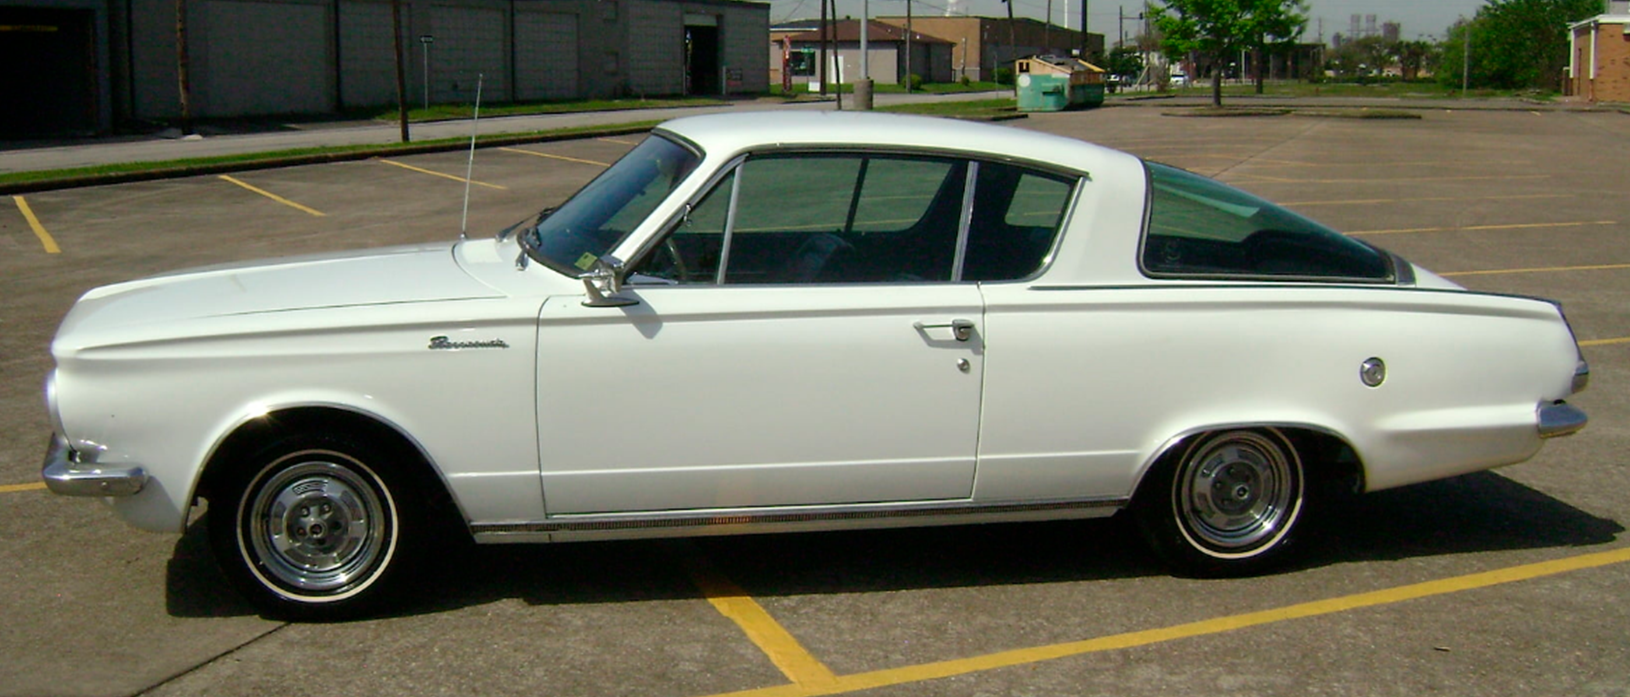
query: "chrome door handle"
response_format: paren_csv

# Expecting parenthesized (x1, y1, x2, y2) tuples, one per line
(914, 319, 975, 342)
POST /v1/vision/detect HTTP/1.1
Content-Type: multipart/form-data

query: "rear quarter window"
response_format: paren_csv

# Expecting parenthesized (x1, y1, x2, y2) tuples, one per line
(1140, 162, 1393, 282)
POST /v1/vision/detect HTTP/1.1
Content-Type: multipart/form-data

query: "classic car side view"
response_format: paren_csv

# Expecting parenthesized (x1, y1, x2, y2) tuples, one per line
(43, 111, 1588, 619)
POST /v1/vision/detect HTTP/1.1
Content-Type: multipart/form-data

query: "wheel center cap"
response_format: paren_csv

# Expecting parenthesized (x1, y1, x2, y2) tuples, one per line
(1232, 484, 1252, 501)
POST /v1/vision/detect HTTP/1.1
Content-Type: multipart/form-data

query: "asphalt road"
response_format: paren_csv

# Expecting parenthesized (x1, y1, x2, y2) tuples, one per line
(1, 105, 1626, 697)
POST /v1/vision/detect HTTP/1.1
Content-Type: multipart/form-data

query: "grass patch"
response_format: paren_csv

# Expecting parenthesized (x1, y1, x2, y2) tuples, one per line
(0, 121, 661, 192)
(369, 97, 726, 123)
(772, 81, 1007, 96)
(880, 98, 1019, 119)
(1156, 81, 1561, 101)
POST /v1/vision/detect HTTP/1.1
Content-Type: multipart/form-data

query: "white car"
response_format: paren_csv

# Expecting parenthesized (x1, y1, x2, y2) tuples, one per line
(43, 111, 1589, 619)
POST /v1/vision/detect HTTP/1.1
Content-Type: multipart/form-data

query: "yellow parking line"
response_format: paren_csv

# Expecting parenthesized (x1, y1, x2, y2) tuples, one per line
(681, 548, 837, 687)
(1284, 194, 1571, 207)
(699, 547, 1630, 697)
(1237, 174, 1550, 185)
(0, 482, 47, 494)
(12, 195, 60, 253)
(1350, 220, 1617, 236)
(1580, 337, 1630, 347)
(1241, 159, 1532, 169)
(498, 147, 609, 167)
(376, 158, 508, 190)
(218, 175, 326, 217)
(598, 137, 641, 146)
(1440, 262, 1630, 277)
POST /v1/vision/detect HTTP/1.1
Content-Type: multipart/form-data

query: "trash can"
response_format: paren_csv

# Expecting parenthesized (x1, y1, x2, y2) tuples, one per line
(1015, 56, 1106, 111)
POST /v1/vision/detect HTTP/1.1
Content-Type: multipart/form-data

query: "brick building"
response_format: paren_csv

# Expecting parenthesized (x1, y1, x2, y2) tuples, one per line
(1569, 2, 1630, 102)
(875, 16, 1103, 83)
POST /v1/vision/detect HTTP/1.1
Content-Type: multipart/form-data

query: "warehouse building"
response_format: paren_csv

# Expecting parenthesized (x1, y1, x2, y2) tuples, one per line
(0, 0, 768, 137)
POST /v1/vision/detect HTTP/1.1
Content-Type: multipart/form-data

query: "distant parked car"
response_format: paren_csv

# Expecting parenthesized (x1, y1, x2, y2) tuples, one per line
(44, 111, 1589, 619)
(1169, 71, 1189, 86)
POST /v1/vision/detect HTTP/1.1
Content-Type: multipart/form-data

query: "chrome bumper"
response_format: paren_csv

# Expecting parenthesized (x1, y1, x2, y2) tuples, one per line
(41, 434, 148, 497)
(1537, 401, 1588, 439)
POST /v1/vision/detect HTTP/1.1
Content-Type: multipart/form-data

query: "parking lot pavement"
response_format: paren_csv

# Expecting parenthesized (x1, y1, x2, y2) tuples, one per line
(2, 109, 1627, 697)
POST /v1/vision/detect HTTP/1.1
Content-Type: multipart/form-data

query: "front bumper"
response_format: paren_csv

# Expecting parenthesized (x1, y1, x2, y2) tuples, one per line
(1536, 401, 1588, 439)
(41, 433, 148, 497)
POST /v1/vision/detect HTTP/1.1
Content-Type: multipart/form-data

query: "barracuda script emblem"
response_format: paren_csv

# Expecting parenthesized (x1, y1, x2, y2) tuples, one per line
(428, 335, 509, 350)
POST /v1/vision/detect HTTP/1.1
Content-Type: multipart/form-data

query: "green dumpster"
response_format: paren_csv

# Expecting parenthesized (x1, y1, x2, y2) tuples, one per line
(1015, 55, 1106, 112)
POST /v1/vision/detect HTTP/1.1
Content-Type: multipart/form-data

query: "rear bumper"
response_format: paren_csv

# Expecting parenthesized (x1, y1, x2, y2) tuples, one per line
(1537, 401, 1588, 439)
(41, 434, 148, 497)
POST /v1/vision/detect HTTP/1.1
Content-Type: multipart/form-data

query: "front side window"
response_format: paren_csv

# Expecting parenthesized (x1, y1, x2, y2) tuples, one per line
(520, 134, 700, 275)
(626, 151, 1078, 285)
(1140, 162, 1392, 281)
(631, 152, 968, 284)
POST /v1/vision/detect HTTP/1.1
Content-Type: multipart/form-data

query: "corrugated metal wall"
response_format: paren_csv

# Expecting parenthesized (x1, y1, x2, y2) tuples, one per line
(98, 0, 766, 125)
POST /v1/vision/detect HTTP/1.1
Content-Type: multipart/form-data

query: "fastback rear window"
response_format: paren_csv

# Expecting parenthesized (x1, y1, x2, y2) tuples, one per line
(1140, 162, 1393, 282)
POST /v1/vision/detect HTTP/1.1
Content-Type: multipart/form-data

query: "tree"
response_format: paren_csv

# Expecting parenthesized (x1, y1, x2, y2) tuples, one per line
(1396, 40, 1434, 82)
(1154, 0, 1308, 106)
(1105, 45, 1146, 81)
(1438, 0, 1602, 91)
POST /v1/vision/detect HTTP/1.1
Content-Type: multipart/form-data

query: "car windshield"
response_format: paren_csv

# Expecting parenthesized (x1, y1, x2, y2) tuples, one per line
(519, 134, 701, 275)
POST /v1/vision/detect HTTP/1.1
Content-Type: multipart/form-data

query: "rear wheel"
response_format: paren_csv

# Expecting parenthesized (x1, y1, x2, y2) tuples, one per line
(208, 434, 422, 620)
(1134, 428, 1305, 576)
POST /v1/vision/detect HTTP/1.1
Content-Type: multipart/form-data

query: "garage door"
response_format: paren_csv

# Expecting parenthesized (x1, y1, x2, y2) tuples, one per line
(515, 11, 578, 100)
(202, 0, 331, 116)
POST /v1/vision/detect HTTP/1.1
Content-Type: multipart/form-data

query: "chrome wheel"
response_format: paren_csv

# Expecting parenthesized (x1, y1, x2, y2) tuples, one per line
(244, 454, 393, 595)
(1135, 428, 1306, 575)
(1174, 431, 1299, 555)
(229, 447, 401, 606)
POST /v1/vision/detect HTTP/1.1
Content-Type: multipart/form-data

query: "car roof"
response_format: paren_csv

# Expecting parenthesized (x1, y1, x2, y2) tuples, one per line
(654, 110, 1133, 175)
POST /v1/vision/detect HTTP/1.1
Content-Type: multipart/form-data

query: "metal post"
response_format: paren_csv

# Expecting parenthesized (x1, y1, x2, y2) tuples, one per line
(420, 35, 434, 110)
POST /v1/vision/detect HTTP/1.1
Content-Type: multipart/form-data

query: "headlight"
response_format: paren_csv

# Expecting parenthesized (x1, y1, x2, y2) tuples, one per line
(44, 370, 66, 436)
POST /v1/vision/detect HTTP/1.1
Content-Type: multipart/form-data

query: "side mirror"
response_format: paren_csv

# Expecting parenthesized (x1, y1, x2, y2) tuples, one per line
(580, 255, 639, 307)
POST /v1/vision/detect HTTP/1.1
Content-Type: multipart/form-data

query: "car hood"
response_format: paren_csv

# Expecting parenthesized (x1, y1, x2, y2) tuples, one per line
(55, 243, 503, 341)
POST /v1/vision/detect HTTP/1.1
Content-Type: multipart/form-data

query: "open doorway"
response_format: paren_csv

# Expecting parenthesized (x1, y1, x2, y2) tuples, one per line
(0, 7, 98, 136)
(684, 21, 719, 96)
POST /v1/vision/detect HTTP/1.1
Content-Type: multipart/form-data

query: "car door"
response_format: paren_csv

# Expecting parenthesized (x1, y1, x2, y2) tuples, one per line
(535, 152, 986, 515)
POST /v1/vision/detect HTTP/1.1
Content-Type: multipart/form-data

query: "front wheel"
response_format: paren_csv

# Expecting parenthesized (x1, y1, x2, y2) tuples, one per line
(208, 435, 422, 620)
(1134, 429, 1305, 577)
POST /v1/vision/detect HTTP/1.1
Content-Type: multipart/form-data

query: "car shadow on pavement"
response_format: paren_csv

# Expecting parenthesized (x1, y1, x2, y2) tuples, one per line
(1294, 470, 1623, 568)
(164, 470, 1622, 620)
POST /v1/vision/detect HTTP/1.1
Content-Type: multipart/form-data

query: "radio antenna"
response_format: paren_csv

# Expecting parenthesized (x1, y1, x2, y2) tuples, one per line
(459, 73, 484, 239)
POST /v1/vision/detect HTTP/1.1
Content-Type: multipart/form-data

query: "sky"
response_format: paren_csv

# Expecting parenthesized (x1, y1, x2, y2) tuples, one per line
(767, 0, 1495, 41)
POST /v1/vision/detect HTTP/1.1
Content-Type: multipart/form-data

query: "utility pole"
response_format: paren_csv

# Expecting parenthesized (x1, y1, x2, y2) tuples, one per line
(1003, 0, 1016, 95)
(1080, 0, 1090, 61)
(905, 0, 913, 90)
(391, 0, 409, 142)
(818, 0, 828, 95)
(175, 0, 193, 135)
